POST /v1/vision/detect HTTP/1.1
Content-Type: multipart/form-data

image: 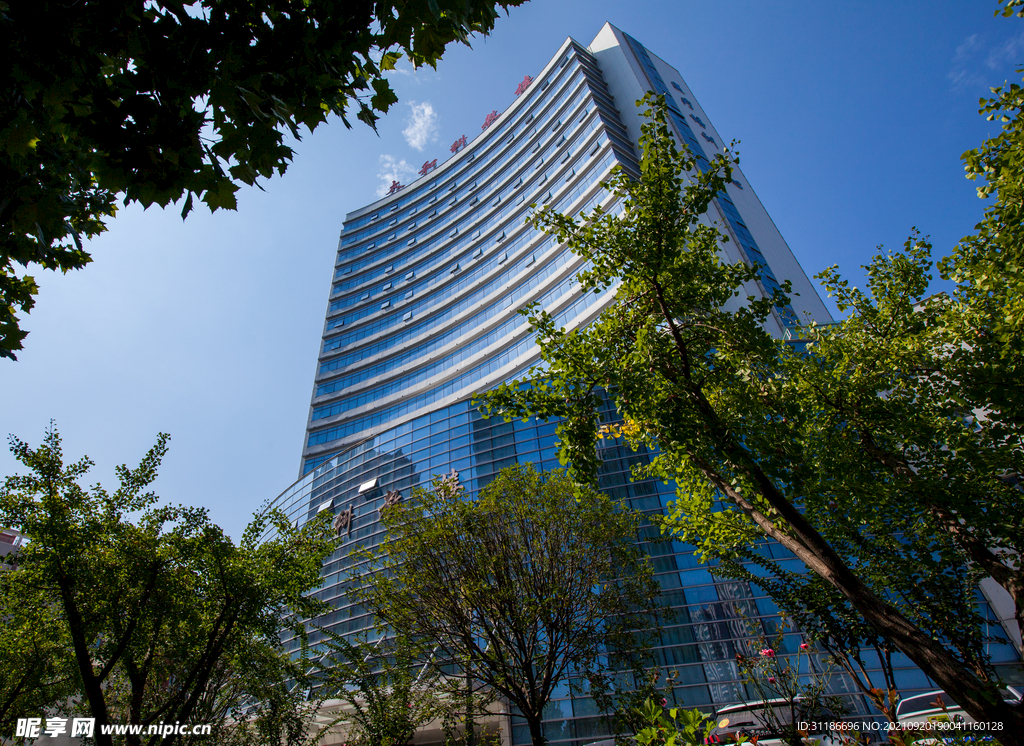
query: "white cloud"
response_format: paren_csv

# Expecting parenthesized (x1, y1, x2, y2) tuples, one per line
(375, 155, 417, 198)
(955, 34, 981, 62)
(948, 32, 1024, 92)
(948, 66, 985, 91)
(402, 101, 439, 152)
(949, 34, 986, 91)
(987, 31, 1024, 69)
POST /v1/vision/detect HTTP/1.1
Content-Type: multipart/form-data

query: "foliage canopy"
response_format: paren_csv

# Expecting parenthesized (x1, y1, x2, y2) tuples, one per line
(0, 426, 338, 746)
(313, 632, 447, 746)
(479, 94, 1024, 738)
(0, 0, 526, 359)
(354, 464, 660, 746)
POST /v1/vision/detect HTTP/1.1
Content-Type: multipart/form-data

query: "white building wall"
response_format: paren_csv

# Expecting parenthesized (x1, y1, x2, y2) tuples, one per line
(589, 23, 832, 328)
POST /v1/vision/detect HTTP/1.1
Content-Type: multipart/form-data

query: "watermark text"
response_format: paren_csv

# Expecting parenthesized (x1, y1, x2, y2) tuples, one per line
(16, 717, 211, 739)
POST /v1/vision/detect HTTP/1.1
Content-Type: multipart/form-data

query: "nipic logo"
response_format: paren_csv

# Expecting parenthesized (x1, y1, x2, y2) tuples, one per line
(15, 718, 212, 739)
(16, 718, 94, 738)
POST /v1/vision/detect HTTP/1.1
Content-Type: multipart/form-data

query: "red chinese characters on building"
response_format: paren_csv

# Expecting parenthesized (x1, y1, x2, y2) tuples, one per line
(450, 135, 467, 153)
(514, 75, 533, 96)
(418, 159, 438, 176)
(387, 180, 404, 195)
(378, 489, 403, 519)
(333, 505, 354, 537)
(481, 110, 499, 130)
(437, 469, 463, 496)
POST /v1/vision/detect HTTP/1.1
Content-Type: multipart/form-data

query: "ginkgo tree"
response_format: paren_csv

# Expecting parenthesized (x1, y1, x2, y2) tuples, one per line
(479, 93, 1024, 738)
(0, 427, 338, 746)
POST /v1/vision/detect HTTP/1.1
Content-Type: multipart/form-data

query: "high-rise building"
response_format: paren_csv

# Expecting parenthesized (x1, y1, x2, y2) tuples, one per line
(298, 24, 830, 476)
(268, 23, 1022, 745)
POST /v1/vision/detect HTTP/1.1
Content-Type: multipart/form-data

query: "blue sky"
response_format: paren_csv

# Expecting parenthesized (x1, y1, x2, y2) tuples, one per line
(2, 1, 1021, 538)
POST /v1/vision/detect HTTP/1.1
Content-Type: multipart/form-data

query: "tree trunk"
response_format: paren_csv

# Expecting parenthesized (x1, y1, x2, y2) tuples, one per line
(57, 573, 114, 746)
(669, 367, 1024, 742)
(710, 467, 1024, 743)
(821, 563, 1024, 743)
(526, 715, 545, 746)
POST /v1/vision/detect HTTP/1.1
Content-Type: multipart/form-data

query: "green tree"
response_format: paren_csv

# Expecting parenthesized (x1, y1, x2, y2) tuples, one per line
(314, 632, 446, 746)
(917, 0, 1024, 664)
(0, 426, 338, 746)
(948, 0, 1024, 419)
(478, 95, 1024, 737)
(0, 0, 527, 360)
(0, 574, 75, 738)
(353, 463, 660, 746)
(179, 632, 328, 746)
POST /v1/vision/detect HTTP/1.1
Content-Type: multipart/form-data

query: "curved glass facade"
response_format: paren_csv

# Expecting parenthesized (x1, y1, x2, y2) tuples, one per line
(273, 396, 1022, 745)
(270, 22, 1021, 746)
(303, 39, 639, 474)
